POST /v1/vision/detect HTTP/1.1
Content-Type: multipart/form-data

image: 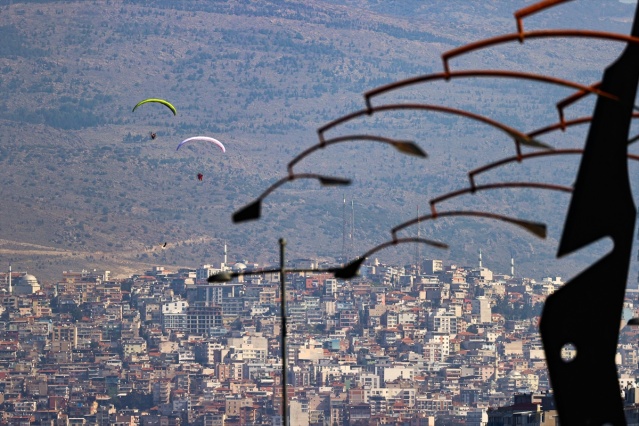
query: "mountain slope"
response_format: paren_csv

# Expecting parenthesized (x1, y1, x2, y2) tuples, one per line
(0, 0, 638, 281)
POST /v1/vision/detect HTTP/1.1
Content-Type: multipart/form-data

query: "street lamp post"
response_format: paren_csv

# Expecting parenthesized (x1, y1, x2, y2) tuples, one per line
(207, 236, 450, 423)
(279, 238, 289, 426)
(232, 173, 351, 223)
(209, 239, 336, 426)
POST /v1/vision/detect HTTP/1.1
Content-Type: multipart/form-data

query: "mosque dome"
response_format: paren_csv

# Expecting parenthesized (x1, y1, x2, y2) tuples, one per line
(14, 274, 40, 295)
(232, 262, 247, 271)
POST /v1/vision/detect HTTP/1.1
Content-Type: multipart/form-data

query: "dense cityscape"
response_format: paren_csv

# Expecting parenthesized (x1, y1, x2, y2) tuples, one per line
(3, 0, 639, 424)
(2, 249, 639, 426)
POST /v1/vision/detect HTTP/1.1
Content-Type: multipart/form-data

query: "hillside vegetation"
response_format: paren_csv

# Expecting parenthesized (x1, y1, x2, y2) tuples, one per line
(0, 0, 638, 281)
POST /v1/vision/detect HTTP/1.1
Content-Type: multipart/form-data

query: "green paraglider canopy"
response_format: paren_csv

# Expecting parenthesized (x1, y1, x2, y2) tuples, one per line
(132, 98, 177, 115)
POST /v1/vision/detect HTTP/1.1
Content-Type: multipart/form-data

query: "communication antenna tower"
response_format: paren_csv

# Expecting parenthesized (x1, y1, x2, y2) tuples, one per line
(415, 206, 421, 269)
(342, 195, 346, 261)
(349, 199, 355, 259)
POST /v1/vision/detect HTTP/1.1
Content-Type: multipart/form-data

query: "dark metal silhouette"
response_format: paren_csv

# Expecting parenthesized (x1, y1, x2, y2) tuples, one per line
(536, 3, 639, 424)
(527, 113, 639, 138)
(318, 103, 551, 159)
(391, 210, 547, 241)
(514, 0, 573, 36)
(278, 239, 288, 426)
(442, 30, 639, 75)
(335, 237, 448, 279)
(287, 135, 425, 176)
(555, 83, 601, 129)
(467, 150, 639, 188)
(431, 1, 639, 420)
(364, 70, 616, 108)
(554, 84, 639, 130)
(232, 174, 351, 223)
(206, 237, 446, 425)
(429, 182, 572, 214)
(226, 0, 639, 422)
(209, 239, 292, 425)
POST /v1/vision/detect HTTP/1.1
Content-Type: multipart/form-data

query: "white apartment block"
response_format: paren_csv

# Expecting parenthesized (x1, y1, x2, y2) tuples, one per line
(428, 309, 458, 335)
(227, 335, 268, 363)
(161, 300, 189, 331)
(359, 372, 381, 389)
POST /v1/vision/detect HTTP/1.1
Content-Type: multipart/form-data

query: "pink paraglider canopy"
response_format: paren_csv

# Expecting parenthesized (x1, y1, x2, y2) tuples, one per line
(176, 136, 226, 152)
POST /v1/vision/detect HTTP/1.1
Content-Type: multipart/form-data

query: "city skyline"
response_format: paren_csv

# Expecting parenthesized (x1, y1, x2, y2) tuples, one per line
(2, 1, 639, 425)
(0, 251, 636, 425)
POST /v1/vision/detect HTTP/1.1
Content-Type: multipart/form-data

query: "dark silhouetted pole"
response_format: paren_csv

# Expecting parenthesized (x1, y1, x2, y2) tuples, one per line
(279, 238, 289, 426)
